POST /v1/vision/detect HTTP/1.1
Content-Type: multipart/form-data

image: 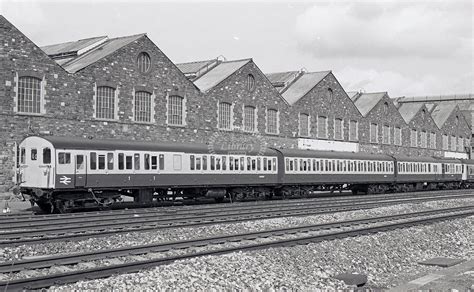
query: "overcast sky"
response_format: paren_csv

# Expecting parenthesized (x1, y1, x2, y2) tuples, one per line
(1, 0, 472, 97)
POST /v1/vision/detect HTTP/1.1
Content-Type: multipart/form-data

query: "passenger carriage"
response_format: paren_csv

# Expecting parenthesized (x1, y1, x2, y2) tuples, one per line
(18, 136, 279, 212)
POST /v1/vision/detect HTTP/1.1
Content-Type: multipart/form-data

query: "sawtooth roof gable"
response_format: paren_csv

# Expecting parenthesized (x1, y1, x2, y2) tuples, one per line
(192, 58, 251, 92)
(398, 102, 424, 123)
(280, 71, 331, 105)
(353, 92, 387, 117)
(430, 102, 458, 128)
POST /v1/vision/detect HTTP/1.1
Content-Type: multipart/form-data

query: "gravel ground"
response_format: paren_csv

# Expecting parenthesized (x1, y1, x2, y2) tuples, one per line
(46, 216, 473, 290)
(0, 198, 472, 263)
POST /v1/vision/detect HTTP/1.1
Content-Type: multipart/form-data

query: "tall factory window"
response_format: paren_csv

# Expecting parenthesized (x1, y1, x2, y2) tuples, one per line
(218, 102, 232, 130)
(134, 91, 152, 123)
(317, 116, 327, 138)
(334, 118, 343, 140)
(243, 106, 256, 132)
(370, 123, 378, 143)
(430, 132, 436, 149)
(410, 129, 418, 147)
(299, 113, 310, 137)
(349, 120, 358, 141)
(451, 135, 457, 151)
(17, 76, 42, 114)
(247, 74, 255, 91)
(394, 127, 402, 145)
(382, 125, 390, 144)
(420, 131, 427, 148)
(168, 95, 184, 125)
(266, 109, 278, 134)
(96, 86, 116, 120)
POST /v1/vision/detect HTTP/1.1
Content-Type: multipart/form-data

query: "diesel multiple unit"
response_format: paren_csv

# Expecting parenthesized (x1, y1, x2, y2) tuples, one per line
(17, 136, 474, 213)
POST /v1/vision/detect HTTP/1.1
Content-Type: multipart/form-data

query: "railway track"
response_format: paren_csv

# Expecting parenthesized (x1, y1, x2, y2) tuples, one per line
(0, 206, 472, 291)
(1, 192, 472, 247)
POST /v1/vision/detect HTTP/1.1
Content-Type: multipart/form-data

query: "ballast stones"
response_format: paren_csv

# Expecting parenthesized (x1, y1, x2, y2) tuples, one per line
(333, 273, 368, 287)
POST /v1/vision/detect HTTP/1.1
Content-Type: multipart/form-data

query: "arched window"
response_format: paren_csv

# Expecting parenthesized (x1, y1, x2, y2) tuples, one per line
(243, 105, 256, 132)
(168, 95, 184, 125)
(299, 113, 310, 137)
(18, 76, 41, 114)
(137, 52, 151, 73)
(247, 74, 255, 91)
(135, 91, 152, 122)
(383, 102, 389, 114)
(218, 102, 232, 130)
(327, 88, 334, 100)
(96, 86, 116, 120)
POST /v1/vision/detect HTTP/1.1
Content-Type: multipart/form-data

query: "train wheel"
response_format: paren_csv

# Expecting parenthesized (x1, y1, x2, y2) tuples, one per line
(36, 201, 53, 214)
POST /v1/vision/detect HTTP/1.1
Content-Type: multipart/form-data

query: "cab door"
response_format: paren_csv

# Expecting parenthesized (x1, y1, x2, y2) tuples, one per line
(75, 154, 87, 187)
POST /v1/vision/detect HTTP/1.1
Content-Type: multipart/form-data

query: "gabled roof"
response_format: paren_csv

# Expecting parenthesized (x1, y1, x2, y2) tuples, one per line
(176, 59, 217, 75)
(266, 71, 299, 87)
(280, 71, 331, 105)
(41, 33, 145, 73)
(398, 102, 424, 123)
(352, 92, 387, 117)
(193, 58, 251, 92)
(41, 36, 107, 57)
(346, 91, 359, 101)
(430, 102, 458, 128)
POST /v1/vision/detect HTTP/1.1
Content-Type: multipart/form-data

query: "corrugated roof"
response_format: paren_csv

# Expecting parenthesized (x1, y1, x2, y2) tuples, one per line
(398, 103, 424, 123)
(281, 71, 331, 105)
(62, 33, 145, 73)
(346, 91, 359, 101)
(41, 36, 107, 56)
(193, 59, 251, 92)
(397, 93, 474, 103)
(353, 92, 387, 117)
(430, 102, 457, 128)
(176, 59, 217, 75)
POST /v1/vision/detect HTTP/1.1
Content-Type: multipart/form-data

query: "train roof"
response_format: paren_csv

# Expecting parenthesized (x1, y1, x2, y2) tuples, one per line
(23, 136, 277, 156)
(271, 148, 394, 161)
(392, 155, 441, 162)
(460, 159, 474, 164)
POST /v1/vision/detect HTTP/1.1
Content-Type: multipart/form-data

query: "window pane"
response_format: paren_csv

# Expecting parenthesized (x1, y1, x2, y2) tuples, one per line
(151, 156, 158, 170)
(126, 156, 133, 170)
(267, 109, 278, 134)
(31, 149, 37, 161)
(144, 154, 150, 170)
(299, 113, 309, 137)
(317, 116, 327, 138)
(218, 102, 231, 130)
(96, 86, 115, 120)
(134, 154, 140, 170)
(43, 148, 51, 164)
(159, 154, 164, 170)
(244, 106, 255, 132)
(76, 155, 84, 170)
(135, 91, 152, 122)
(107, 153, 114, 170)
(168, 95, 184, 125)
(90, 152, 97, 170)
(98, 155, 106, 170)
(118, 153, 124, 170)
(18, 76, 41, 114)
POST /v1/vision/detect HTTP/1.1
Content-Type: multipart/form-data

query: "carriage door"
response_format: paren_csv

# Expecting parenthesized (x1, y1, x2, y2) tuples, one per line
(75, 154, 87, 187)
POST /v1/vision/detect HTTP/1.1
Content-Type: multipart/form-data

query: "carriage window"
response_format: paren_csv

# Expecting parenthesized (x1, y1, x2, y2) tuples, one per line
(316, 160, 320, 171)
(240, 157, 244, 170)
(58, 152, 71, 164)
(76, 155, 84, 170)
(90, 152, 97, 170)
(31, 148, 37, 161)
(126, 155, 133, 170)
(252, 158, 256, 171)
(118, 153, 124, 170)
(273, 158, 277, 171)
(289, 159, 294, 171)
(20, 148, 26, 164)
(303, 160, 307, 171)
(247, 157, 252, 171)
(43, 148, 51, 164)
(151, 156, 157, 170)
(202, 156, 207, 171)
(222, 156, 227, 170)
(257, 157, 261, 171)
(190, 155, 195, 170)
(294, 159, 298, 172)
(216, 157, 221, 170)
(173, 154, 182, 171)
(107, 153, 114, 170)
(300, 159, 304, 171)
(263, 158, 268, 171)
(313, 159, 316, 171)
(196, 157, 201, 170)
(211, 156, 215, 170)
(144, 154, 150, 170)
(234, 158, 240, 171)
(267, 158, 272, 171)
(98, 154, 106, 170)
(229, 156, 234, 170)
(307, 159, 311, 171)
(134, 154, 140, 170)
(285, 158, 289, 171)
(159, 154, 164, 170)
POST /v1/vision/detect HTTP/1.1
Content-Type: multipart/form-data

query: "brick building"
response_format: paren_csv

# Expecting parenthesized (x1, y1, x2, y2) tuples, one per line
(398, 103, 443, 157)
(350, 92, 410, 155)
(430, 102, 471, 158)
(266, 70, 362, 152)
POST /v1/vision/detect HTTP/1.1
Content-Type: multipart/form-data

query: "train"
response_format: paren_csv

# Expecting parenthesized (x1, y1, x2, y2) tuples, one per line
(16, 135, 474, 213)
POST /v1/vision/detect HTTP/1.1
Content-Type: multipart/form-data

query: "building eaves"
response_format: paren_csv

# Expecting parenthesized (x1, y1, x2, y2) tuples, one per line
(193, 58, 251, 92)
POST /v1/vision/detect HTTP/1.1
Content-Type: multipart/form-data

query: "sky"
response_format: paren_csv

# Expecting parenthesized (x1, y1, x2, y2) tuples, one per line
(1, 0, 473, 97)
